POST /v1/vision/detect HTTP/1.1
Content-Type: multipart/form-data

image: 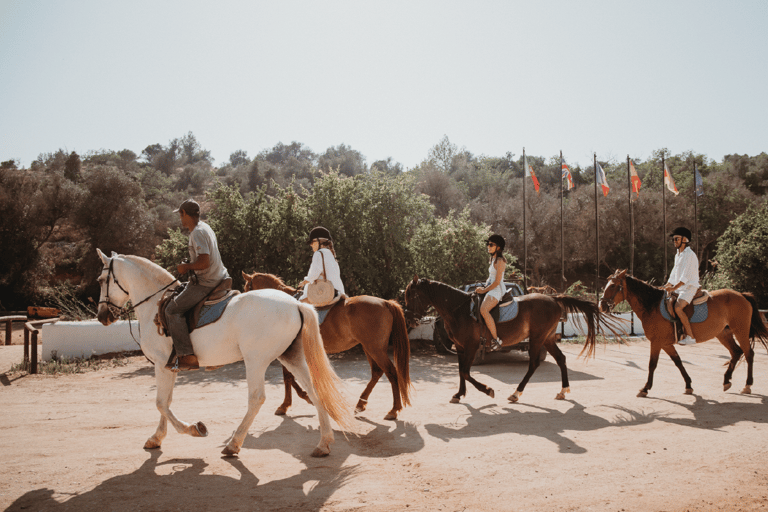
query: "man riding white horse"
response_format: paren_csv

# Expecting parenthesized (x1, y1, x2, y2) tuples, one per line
(662, 226, 700, 346)
(165, 199, 229, 371)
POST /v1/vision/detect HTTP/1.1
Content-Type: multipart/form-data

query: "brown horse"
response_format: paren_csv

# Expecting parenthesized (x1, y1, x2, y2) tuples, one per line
(404, 276, 624, 404)
(599, 269, 768, 397)
(242, 272, 412, 421)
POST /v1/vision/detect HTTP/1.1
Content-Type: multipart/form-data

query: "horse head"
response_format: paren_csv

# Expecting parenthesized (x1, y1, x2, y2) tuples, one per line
(242, 271, 296, 294)
(404, 276, 429, 320)
(96, 248, 130, 326)
(599, 269, 628, 313)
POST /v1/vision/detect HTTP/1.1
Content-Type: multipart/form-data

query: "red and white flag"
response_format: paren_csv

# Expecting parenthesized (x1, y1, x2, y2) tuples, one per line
(664, 163, 679, 195)
(596, 162, 609, 197)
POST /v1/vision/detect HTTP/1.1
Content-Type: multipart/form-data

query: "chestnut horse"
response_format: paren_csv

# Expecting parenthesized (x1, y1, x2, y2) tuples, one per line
(242, 272, 412, 421)
(404, 276, 624, 404)
(599, 270, 768, 397)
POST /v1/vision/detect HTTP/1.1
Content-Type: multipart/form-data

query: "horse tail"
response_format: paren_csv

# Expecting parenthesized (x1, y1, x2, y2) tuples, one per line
(552, 295, 626, 358)
(296, 302, 355, 431)
(385, 300, 412, 407)
(743, 292, 768, 352)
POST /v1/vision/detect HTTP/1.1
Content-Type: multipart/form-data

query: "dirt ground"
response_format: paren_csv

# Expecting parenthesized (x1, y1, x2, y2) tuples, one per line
(1, 333, 768, 512)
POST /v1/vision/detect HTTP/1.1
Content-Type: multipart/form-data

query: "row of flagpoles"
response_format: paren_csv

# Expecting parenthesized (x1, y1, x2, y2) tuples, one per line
(520, 149, 705, 299)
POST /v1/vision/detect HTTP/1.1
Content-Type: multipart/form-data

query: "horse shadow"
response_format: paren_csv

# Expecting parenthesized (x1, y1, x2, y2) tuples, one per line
(649, 393, 768, 431)
(424, 401, 661, 454)
(5, 448, 358, 512)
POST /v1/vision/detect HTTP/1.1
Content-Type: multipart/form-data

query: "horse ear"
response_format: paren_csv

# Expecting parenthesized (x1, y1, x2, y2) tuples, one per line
(618, 269, 627, 278)
(412, 275, 419, 284)
(96, 248, 108, 264)
(110, 251, 118, 258)
(241, 270, 251, 282)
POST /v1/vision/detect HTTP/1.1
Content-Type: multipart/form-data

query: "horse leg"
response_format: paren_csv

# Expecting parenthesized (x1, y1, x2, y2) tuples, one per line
(715, 329, 742, 392)
(548, 340, 570, 400)
(355, 355, 384, 414)
(279, 349, 335, 458)
(662, 344, 694, 395)
(145, 366, 208, 449)
(363, 349, 403, 421)
(730, 324, 755, 394)
(638, 345, 662, 398)
(742, 343, 754, 395)
(452, 340, 494, 403)
(508, 336, 551, 403)
(451, 347, 469, 403)
(275, 365, 312, 416)
(222, 358, 269, 456)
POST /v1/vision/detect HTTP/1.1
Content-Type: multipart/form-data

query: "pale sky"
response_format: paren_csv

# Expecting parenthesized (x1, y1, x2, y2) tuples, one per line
(1, 0, 766, 171)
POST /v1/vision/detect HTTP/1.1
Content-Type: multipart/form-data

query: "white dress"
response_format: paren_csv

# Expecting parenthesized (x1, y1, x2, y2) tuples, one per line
(485, 260, 506, 301)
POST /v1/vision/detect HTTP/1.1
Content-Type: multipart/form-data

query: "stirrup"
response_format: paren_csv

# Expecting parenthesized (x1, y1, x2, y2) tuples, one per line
(488, 338, 503, 352)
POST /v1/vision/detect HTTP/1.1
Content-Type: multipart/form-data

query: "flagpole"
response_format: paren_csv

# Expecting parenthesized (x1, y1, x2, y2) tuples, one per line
(594, 153, 599, 299)
(627, 155, 635, 336)
(694, 160, 699, 256)
(560, 150, 565, 292)
(662, 155, 668, 279)
(523, 148, 527, 292)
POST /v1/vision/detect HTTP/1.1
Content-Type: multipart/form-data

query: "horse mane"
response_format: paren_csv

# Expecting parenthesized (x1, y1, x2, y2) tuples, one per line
(122, 254, 175, 281)
(624, 274, 664, 314)
(249, 272, 296, 293)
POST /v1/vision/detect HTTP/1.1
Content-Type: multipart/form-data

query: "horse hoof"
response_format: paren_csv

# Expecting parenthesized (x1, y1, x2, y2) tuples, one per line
(555, 393, 566, 400)
(449, 397, 461, 404)
(507, 395, 519, 403)
(741, 386, 752, 395)
(724, 383, 732, 392)
(274, 406, 288, 416)
(221, 445, 239, 457)
(637, 390, 648, 398)
(384, 411, 398, 421)
(488, 389, 495, 399)
(354, 405, 366, 414)
(311, 447, 330, 458)
(144, 439, 161, 450)
(193, 421, 208, 437)
(684, 388, 693, 395)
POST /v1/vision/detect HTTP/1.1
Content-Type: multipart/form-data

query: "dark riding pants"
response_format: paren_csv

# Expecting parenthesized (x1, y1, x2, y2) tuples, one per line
(165, 282, 214, 357)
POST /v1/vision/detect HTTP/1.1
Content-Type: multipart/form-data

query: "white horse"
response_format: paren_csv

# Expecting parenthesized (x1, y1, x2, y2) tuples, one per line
(95, 249, 354, 457)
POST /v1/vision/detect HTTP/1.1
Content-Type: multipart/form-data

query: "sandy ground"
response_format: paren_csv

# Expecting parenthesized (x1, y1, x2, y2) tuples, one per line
(1, 335, 768, 512)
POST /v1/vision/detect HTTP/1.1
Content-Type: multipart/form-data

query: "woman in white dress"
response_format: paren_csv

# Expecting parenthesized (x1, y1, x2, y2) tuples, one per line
(476, 234, 506, 351)
(299, 226, 345, 302)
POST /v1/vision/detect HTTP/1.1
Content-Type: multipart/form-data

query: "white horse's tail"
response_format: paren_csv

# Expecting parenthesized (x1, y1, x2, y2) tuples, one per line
(297, 302, 355, 431)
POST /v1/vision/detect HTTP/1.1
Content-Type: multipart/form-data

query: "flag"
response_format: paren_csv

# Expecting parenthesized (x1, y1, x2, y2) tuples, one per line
(629, 159, 641, 198)
(524, 155, 540, 194)
(561, 157, 574, 190)
(695, 166, 704, 197)
(596, 162, 609, 197)
(664, 163, 679, 195)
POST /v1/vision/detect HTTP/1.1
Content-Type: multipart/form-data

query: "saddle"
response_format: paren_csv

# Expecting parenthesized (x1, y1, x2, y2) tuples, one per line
(664, 288, 710, 341)
(470, 289, 516, 325)
(154, 277, 240, 337)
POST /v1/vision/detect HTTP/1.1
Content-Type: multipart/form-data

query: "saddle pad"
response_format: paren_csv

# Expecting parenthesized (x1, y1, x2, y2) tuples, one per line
(317, 308, 331, 325)
(196, 293, 238, 329)
(659, 300, 709, 324)
(469, 297, 520, 324)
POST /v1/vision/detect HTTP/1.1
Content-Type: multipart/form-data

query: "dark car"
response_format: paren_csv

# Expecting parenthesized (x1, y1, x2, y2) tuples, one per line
(433, 281, 545, 363)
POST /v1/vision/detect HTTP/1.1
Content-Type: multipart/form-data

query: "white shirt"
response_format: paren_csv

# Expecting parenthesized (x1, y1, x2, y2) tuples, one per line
(667, 246, 699, 289)
(300, 248, 345, 299)
(188, 221, 229, 287)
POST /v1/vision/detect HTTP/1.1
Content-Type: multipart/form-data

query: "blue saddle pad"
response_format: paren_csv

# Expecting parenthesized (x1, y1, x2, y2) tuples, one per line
(196, 293, 238, 328)
(659, 299, 709, 324)
(317, 308, 331, 325)
(470, 298, 520, 324)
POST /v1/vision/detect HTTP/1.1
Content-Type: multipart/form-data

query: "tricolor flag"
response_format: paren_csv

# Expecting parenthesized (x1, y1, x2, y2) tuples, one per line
(695, 167, 704, 197)
(629, 159, 641, 198)
(596, 162, 609, 197)
(524, 155, 540, 194)
(561, 157, 574, 190)
(664, 163, 679, 195)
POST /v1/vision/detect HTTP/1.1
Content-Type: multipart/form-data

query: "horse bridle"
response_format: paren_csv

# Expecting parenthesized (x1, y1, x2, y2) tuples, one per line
(599, 273, 625, 313)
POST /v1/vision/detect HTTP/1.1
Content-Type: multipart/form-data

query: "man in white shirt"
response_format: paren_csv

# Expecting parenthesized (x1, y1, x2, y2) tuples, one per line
(165, 199, 229, 371)
(662, 227, 700, 346)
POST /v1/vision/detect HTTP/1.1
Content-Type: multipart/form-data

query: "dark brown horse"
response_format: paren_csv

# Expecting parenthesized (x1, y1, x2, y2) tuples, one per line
(242, 272, 412, 421)
(404, 276, 623, 404)
(599, 269, 768, 397)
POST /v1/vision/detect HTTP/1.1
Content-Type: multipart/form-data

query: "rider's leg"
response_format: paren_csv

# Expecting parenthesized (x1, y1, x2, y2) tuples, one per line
(675, 298, 696, 345)
(165, 283, 213, 370)
(480, 295, 501, 350)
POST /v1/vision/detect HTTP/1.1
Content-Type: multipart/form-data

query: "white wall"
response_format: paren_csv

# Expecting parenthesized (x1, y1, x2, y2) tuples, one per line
(42, 320, 139, 361)
(560, 312, 643, 337)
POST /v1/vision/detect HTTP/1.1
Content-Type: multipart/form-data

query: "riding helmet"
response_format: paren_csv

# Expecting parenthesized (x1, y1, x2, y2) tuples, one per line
(669, 227, 692, 241)
(486, 234, 506, 251)
(308, 226, 333, 243)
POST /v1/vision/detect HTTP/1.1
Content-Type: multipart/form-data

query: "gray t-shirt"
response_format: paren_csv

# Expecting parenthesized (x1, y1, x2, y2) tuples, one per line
(188, 221, 228, 287)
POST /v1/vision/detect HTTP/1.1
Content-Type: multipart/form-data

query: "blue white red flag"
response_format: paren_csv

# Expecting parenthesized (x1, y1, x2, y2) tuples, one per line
(695, 166, 704, 197)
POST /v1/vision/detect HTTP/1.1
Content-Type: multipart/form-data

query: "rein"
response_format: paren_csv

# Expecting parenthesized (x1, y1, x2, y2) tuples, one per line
(99, 259, 179, 348)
